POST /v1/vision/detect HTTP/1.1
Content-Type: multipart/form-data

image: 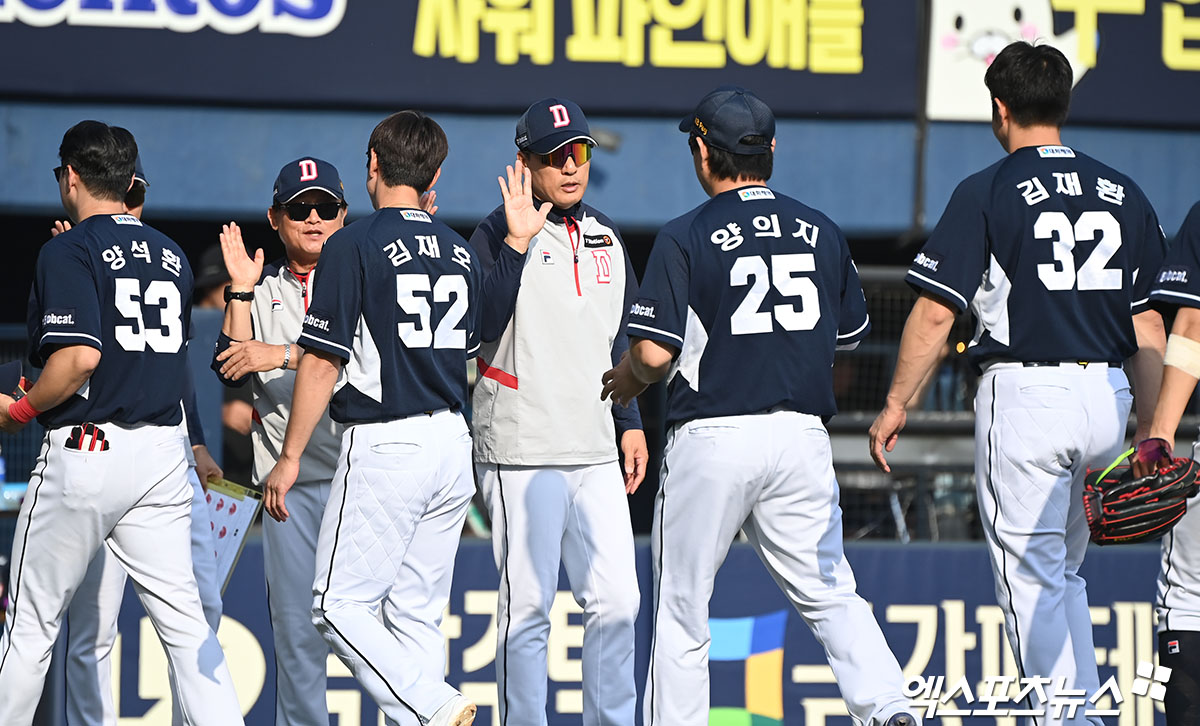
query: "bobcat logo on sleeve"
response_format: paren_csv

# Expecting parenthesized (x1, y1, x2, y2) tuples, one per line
(42, 309, 76, 327)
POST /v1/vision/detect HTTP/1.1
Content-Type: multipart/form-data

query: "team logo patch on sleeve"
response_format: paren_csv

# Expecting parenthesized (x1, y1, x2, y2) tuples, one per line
(583, 234, 613, 248)
(1158, 267, 1190, 285)
(42, 308, 76, 327)
(913, 251, 941, 273)
(738, 188, 775, 201)
(400, 210, 431, 223)
(65, 423, 110, 451)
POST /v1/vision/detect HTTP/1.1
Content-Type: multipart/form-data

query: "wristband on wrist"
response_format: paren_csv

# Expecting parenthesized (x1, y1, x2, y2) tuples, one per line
(281, 343, 291, 370)
(9, 397, 41, 425)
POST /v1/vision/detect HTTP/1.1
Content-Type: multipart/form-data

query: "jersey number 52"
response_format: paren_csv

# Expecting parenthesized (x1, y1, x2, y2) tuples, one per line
(396, 274, 468, 349)
(730, 253, 820, 335)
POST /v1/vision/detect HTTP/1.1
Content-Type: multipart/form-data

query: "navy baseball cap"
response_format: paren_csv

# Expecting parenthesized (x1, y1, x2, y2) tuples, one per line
(515, 98, 596, 155)
(680, 86, 775, 155)
(132, 157, 149, 187)
(272, 157, 345, 205)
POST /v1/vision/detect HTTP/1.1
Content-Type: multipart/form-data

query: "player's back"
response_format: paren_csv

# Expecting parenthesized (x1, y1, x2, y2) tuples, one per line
(958, 145, 1163, 366)
(634, 185, 869, 426)
(29, 213, 193, 428)
(301, 208, 482, 424)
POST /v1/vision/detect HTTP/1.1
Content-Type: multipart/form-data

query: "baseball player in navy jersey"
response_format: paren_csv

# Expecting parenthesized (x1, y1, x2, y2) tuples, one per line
(263, 111, 482, 726)
(51, 160, 228, 726)
(602, 86, 917, 726)
(0, 121, 243, 725)
(870, 42, 1167, 725)
(1125, 200, 1200, 725)
(214, 157, 348, 726)
(470, 97, 645, 726)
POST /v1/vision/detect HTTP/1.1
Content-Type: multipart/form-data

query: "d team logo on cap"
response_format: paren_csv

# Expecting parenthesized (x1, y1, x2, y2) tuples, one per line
(273, 158, 345, 206)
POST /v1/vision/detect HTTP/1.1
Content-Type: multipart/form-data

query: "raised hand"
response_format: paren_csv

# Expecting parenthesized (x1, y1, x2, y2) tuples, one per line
(498, 156, 551, 254)
(219, 222, 264, 290)
(420, 189, 438, 216)
(50, 220, 72, 238)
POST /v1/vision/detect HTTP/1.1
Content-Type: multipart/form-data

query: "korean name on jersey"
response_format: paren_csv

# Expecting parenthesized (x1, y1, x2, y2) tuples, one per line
(297, 208, 483, 423)
(626, 185, 870, 427)
(29, 214, 193, 428)
(905, 146, 1165, 370)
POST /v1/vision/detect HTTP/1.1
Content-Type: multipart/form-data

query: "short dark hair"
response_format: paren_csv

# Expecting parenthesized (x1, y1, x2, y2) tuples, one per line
(58, 121, 138, 202)
(690, 134, 772, 183)
(985, 41, 1072, 128)
(367, 111, 447, 191)
(124, 181, 146, 210)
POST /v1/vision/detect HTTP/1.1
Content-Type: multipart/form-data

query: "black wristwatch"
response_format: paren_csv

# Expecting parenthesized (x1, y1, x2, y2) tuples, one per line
(224, 286, 254, 303)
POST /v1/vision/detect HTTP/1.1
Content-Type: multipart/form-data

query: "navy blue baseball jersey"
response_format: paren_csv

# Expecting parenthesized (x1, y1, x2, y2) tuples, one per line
(627, 185, 869, 427)
(908, 145, 1166, 370)
(299, 208, 483, 424)
(1150, 201, 1200, 310)
(27, 213, 193, 428)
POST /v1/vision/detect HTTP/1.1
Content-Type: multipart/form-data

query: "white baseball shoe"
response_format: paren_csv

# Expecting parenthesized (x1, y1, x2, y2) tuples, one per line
(429, 694, 476, 726)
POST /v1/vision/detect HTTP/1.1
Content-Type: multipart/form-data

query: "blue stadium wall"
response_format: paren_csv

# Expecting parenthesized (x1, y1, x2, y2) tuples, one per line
(3, 102, 1200, 238)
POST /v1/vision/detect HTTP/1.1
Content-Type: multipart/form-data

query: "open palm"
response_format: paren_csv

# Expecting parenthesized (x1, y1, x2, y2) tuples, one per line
(219, 222, 264, 289)
(498, 156, 551, 251)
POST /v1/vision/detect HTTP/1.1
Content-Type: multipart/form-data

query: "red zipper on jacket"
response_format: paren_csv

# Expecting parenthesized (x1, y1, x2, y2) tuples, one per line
(292, 268, 311, 311)
(566, 216, 582, 297)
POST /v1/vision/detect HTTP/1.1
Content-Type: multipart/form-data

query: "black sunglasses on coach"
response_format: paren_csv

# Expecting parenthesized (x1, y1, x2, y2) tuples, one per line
(52, 166, 66, 182)
(279, 201, 345, 222)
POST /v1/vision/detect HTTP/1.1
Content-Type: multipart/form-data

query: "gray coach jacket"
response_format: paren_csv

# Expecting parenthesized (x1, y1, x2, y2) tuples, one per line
(469, 202, 641, 466)
(212, 260, 341, 486)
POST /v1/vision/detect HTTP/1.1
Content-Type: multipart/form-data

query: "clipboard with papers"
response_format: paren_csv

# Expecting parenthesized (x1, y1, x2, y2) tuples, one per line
(203, 478, 263, 594)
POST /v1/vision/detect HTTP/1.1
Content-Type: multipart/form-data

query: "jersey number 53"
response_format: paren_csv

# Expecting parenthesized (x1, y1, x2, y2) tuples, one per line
(730, 253, 820, 335)
(114, 278, 183, 353)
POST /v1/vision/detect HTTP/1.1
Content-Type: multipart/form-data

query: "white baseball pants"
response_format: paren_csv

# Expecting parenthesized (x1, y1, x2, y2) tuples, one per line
(312, 411, 474, 725)
(65, 466, 223, 726)
(644, 410, 913, 726)
(0, 423, 243, 726)
(264, 480, 332, 726)
(477, 462, 640, 726)
(976, 363, 1133, 726)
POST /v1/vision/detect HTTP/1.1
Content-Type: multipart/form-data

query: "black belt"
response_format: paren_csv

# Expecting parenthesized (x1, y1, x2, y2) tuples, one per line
(1021, 361, 1121, 368)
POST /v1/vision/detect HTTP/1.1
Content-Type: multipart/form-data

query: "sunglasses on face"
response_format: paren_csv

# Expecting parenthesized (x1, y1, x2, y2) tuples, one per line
(280, 201, 345, 222)
(53, 166, 66, 182)
(536, 142, 593, 168)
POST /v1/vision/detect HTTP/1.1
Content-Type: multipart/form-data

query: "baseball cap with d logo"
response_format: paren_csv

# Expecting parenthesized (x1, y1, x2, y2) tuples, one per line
(680, 86, 775, 155)
(272, 157, 346, 206)
(515, 98, 597, 156)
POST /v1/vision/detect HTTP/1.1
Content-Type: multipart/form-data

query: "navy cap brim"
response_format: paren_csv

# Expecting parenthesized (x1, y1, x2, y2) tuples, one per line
(277, 185, 344, 204)
(523, 131, 597, 155)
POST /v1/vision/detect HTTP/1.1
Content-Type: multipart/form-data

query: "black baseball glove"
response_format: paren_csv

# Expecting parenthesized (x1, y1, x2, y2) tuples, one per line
(1083, 455, 1200, 545)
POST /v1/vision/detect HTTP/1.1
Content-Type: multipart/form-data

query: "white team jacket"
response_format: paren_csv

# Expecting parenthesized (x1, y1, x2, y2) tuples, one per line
(468, 202, 641, 466)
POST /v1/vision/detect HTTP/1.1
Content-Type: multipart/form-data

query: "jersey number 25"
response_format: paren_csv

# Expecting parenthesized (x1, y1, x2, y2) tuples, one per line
(730, 253, 820, 335)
